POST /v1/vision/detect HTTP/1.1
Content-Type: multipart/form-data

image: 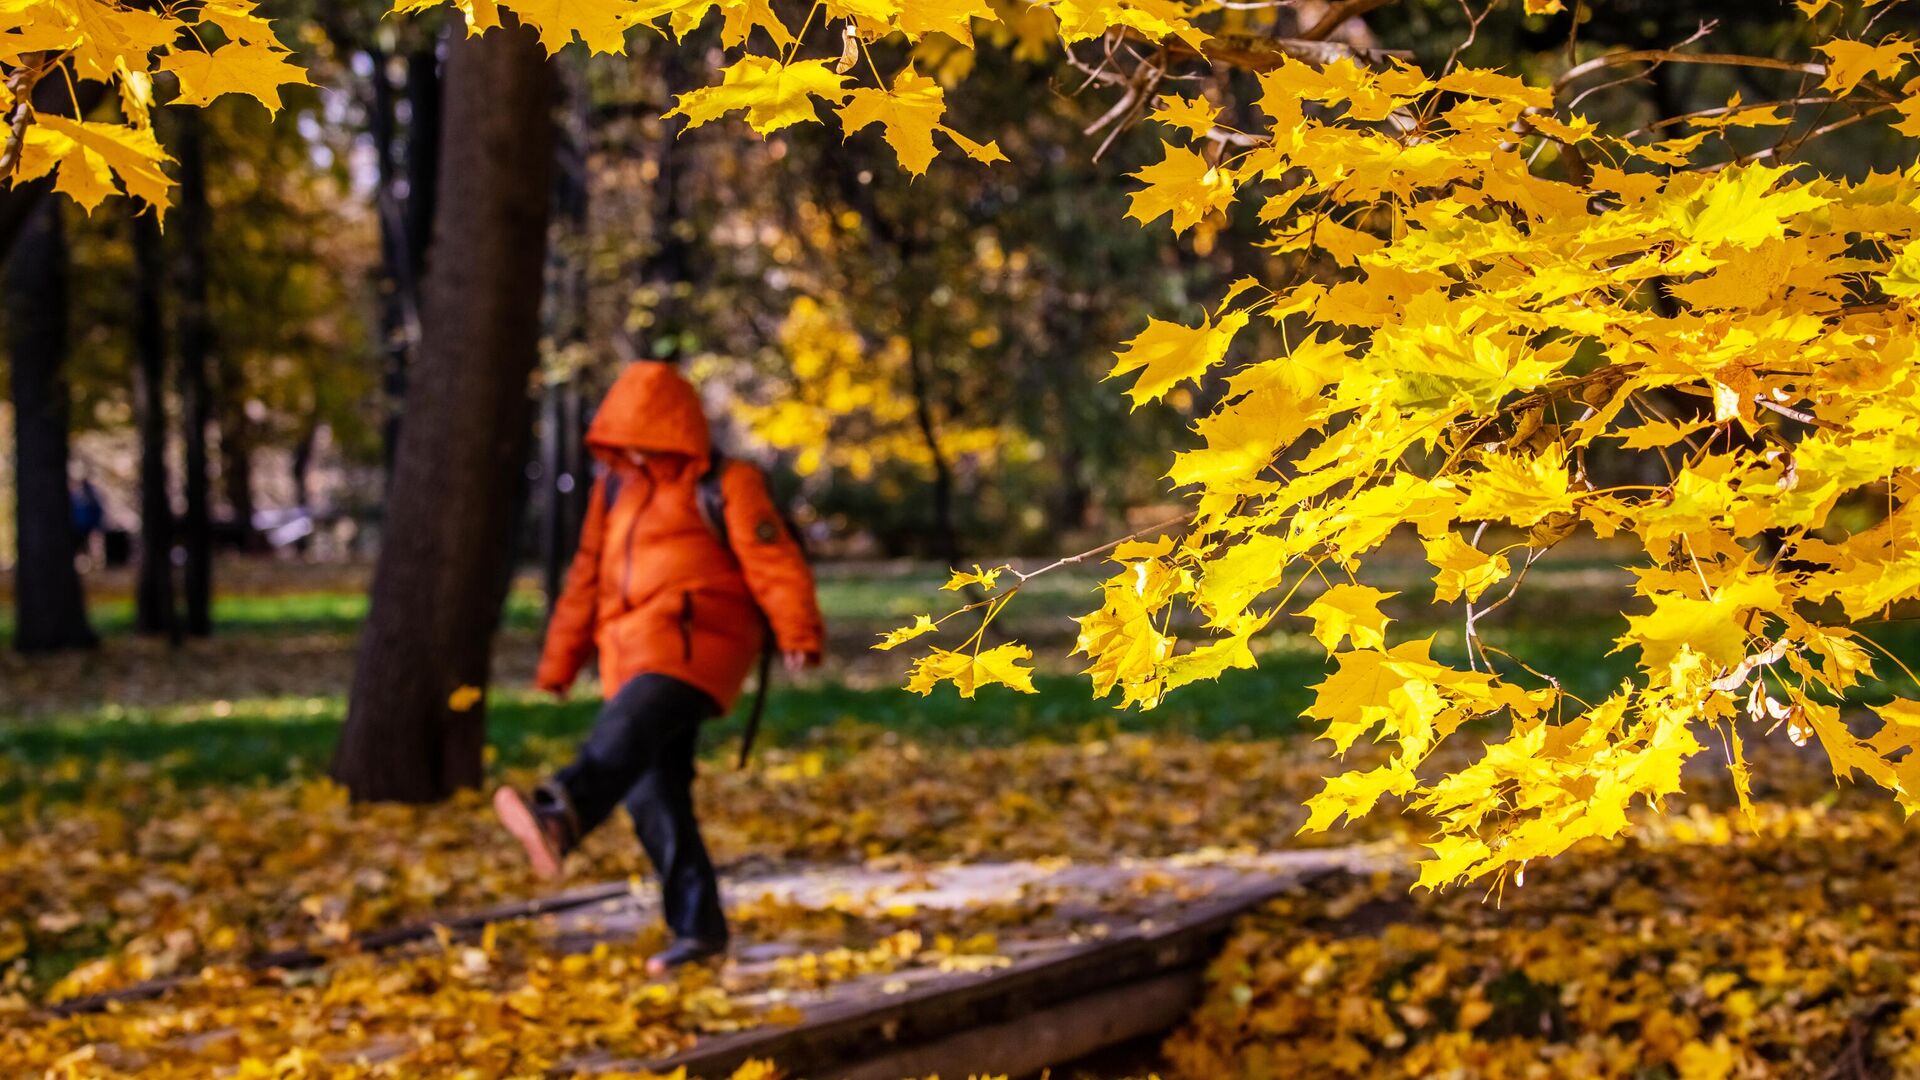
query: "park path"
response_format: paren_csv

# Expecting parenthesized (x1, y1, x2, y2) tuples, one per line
(49, 845, 1396, 1077)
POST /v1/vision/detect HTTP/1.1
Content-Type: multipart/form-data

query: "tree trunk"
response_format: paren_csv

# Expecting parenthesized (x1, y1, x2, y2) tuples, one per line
(175, 112, 215, 637)
(332, 21, 556, 803)
(542, 52, 592, 614)
(6, 200, 96, 653)
(131, 212, 178, 640)
(290, 418, 318, 556)
(217, 354, 260, 550)
(905, 340, 961, 564)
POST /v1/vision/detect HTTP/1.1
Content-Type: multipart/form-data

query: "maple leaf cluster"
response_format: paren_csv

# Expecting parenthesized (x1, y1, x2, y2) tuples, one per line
(1, 0, 310, 217)
(879, 18, 1920, 887)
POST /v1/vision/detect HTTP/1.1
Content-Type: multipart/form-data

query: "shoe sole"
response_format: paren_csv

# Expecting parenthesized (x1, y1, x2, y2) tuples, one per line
(493, 786, 563, 881)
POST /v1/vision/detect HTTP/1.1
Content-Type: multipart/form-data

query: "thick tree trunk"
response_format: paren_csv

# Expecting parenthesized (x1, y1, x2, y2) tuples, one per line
(6, 200, 95, 653)
(131, 213, 178, 640)
(175, 112, 215, 637)
(332, 22, 556, 803)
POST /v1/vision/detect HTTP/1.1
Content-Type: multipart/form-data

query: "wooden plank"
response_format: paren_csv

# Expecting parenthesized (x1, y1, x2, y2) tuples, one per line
(835, 969, 1203, 1080)
(627, 864, 1348, 1079)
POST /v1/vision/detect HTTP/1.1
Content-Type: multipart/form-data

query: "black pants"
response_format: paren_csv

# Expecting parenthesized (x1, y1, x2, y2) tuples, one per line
(549, 673, 727, 944)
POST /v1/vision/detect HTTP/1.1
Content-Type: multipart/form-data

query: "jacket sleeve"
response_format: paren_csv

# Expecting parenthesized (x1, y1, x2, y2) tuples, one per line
(722, 463, 825, 656)
(535, 475, 608, 692)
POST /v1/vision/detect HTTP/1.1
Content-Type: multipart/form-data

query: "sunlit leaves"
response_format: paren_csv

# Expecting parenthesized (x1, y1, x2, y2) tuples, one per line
(1108, 309, 1248, 408)
(15, 115, 175, 214)
(158, 40, 311, 113)
(1, 0, 303, 216)
(1814, 35, 1915, 95)
(904, 643, 1038, 697)
(668, 56, 852, 134)
(943, 564, 1003, 592)
(1125, 144, 1237, 234)
(874, 614, 939, 650)
(838, 69, 1004, 176)
(1301, 585, 1394, 651)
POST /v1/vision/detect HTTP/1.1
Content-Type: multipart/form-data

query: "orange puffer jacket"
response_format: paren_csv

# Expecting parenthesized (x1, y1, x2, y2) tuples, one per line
(535, 362, 824, 710)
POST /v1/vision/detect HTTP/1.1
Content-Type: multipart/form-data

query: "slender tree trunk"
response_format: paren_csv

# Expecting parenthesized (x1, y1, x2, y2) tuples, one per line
(175, 112, 215, 637)
(7, 200, 95, 653)
(332, 21, 556, 803)
(290, 418, 318, 556)
(216, 355, 262, 550)
(905, 340, 960, 564)
(131, 213, 178, 640)
(542, 51, 591, 614)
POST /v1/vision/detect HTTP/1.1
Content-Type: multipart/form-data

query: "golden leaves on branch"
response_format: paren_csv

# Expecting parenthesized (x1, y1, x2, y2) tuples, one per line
(2, 0, 308, 217)
(879, 14, 1920, 889)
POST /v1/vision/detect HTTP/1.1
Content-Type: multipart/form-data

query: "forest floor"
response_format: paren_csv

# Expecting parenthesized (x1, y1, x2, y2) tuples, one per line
(2, 554, 1919, 1078)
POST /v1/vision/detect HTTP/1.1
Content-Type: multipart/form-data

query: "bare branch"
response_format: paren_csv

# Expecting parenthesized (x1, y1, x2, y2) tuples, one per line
(1555, 49, 1825, 96)
(1302, 0, 1397, 42)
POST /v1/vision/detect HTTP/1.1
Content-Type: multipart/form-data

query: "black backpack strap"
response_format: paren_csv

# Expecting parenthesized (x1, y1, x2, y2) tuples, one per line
(695, 452, 777, 770)
(696, 452, 730, 548)
(601, 469, 622, 514)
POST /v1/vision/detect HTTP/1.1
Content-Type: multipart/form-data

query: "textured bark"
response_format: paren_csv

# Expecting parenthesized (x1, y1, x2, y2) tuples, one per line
(131, 213, 178, 640)
(332, 22, 556, 803)
(6, 200, 95, 654)
(174, 112, 215, 637)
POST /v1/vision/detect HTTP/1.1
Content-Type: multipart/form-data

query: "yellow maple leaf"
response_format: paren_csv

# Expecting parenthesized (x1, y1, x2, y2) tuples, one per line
(1152, 94, 1219, 142)
(905, 643, 1038, 698)
(1108, 309, 1248, 408)
(62, 0, 175, 83)
(1125, 144, 1236, 235)
(15, 115, 175, 216)
(873, 614, 939, 651)
(1814, 36, 1915, 96)
(500, 0, 639, 53)
(942, 564, 1003, 592)
(195, 0, 281, 46)
(837, 69, 1002, 175)
(1422, 533, 1510, 603)
(667, 57, 851, 135)
(1301, 584, 1395, 651)
(1301, 762, 1415, 832)
(160, 42, 312, 114)
(896, 0, 996, 43)
(839, 71, 948, 176)
(447, 685, 484, 712)
(1456, 445, 1577, 528)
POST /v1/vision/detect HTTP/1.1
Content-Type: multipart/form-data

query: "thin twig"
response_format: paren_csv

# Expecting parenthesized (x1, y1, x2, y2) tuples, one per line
(1555, 48, 1823, 96)
(1009, 513, 1193, 583)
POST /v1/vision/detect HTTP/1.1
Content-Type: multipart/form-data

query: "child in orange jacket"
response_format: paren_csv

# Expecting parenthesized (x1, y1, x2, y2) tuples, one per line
(495, 361, 824, 973)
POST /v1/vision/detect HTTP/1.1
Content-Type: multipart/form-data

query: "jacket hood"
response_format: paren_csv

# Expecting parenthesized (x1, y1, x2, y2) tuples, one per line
(586, 362, 711, 462)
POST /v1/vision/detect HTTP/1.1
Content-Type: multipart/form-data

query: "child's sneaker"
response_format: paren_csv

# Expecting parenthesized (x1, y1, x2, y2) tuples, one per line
(646, 936, 728, 975)
(493, 785, 572, 881)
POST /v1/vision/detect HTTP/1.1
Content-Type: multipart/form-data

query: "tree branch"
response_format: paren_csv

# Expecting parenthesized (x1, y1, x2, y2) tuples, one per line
(1555, 49, 1825, 95)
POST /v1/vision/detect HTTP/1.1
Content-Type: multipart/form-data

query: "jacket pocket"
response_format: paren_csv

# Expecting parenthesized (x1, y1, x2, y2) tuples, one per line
(679, 591, 695, 662)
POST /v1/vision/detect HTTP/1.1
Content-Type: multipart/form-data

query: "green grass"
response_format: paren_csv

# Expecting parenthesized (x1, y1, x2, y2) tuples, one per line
(0, 590, 553, 640)
(7, 615, 1918, 808)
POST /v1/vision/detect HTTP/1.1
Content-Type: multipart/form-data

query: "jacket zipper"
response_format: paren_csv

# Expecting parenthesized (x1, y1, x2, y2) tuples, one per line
(679, 591, 695, 661)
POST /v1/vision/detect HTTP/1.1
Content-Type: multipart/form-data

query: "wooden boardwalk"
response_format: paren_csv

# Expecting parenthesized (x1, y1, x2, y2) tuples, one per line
(45, 847, 1393, 1077)
(565, 848, 1390, 1077)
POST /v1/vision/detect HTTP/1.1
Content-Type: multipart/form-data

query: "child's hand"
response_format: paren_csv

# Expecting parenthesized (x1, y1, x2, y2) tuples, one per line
(784, 650, 821, 673)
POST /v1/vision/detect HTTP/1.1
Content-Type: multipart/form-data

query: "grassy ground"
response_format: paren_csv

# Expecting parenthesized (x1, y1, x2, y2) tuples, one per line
(5, 556, 1920, 1077)
(4, 555, 1918, 803)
